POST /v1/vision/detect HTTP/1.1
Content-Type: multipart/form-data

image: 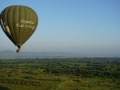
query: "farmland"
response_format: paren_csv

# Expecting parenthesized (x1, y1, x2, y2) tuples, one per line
(0, 57, 120, 90)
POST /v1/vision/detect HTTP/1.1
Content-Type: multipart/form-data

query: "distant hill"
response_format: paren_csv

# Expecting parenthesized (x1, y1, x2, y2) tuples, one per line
(0, 50, 83, 59)
(0, 50, 119, 59)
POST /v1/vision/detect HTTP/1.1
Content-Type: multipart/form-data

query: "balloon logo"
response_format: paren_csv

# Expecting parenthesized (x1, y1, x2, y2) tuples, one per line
(0, 5, 38, 53)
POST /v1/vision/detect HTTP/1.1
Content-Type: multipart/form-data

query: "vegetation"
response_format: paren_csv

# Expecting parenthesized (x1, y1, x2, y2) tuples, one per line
(0, 57, 120, 90)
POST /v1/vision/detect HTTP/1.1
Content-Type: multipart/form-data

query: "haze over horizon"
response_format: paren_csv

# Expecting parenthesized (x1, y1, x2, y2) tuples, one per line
(0, 50, 119, 58)
(0, 0, 120, 57)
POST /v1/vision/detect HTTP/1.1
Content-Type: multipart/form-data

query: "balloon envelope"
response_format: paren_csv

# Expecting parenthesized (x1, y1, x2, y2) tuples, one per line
(0, 5, 38, 51)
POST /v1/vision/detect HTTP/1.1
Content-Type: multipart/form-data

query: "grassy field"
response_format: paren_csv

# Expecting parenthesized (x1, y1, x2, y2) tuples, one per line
(0, 58, 120, 90)
(0, 76, 119, 90)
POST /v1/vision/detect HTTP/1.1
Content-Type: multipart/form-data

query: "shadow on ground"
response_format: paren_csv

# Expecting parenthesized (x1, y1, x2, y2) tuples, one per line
(0, 86, 10, 90)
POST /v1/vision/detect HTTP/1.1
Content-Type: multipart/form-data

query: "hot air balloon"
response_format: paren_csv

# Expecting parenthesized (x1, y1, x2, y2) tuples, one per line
(0, 5, 38, 53)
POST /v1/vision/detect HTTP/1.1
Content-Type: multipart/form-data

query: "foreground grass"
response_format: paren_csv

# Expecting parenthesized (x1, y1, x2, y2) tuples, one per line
(0, 75, 119, 90)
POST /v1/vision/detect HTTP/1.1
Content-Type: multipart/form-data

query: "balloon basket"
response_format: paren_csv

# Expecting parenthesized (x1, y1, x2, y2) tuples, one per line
(16, 49, 21, 53)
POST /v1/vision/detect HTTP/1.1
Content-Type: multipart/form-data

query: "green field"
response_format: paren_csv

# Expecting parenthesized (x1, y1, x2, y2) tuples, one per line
(0, 58, 120, 90)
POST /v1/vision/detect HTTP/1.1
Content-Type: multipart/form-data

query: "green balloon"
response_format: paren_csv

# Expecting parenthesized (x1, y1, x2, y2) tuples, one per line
(0, 5, 38, 52)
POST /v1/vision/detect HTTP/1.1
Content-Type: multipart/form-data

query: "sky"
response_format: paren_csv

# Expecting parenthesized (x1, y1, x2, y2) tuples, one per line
(0, 0, 120, 56)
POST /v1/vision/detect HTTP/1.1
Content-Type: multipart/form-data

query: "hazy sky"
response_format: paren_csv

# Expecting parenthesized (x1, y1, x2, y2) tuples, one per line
(0, 0, 120, 56)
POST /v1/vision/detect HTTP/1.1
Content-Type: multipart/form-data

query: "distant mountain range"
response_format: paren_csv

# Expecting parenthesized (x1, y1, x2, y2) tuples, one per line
(0, 50, 83, 59)
(0, 50, 119, 59)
